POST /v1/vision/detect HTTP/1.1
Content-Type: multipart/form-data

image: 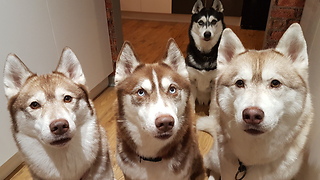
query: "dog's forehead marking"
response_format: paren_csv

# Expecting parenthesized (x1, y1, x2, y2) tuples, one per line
(199, 16, 207, 22)
(140, 78, 152, 91)
(161, 77, 171, 89)
(152, 69, 160, 92)
(208, 15, 217, 21)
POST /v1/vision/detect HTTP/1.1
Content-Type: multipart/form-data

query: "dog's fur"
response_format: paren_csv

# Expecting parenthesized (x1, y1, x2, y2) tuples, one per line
(197, 23, 313, 180)
(186, 0, 225, 105)
(3, 48, 114, 180)
(115, 39, 205, 180)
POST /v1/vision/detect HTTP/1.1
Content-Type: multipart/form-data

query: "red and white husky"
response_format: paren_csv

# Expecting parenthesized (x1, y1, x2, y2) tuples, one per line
(3, 47, 114, 180)
(114, 39, 205, 180)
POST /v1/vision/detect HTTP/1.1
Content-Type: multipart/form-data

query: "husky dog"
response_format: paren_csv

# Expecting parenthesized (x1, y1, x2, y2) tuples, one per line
(3, 48, 114, 180)
(197, 23, 313, 180)
(186, 0, 225, 106)
(114, 39, 205, 180)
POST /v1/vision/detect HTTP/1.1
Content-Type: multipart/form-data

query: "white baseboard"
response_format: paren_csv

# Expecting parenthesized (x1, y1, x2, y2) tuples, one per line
(0, 152, 23, 180)
(89, 77, 110, 99)
(121, 11, 241, 26)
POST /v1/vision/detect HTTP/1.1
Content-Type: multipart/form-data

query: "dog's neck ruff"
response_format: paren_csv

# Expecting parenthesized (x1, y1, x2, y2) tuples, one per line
(235, 160, 247, 180)
(139, 155, 162, 163)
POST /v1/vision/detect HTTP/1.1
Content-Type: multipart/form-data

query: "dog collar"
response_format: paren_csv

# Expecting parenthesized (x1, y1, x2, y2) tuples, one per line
(139, 155, 162, 163)
(235, 160, 247, 180)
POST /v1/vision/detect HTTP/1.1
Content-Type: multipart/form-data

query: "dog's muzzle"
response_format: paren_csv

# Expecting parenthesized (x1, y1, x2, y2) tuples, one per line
(49, 119, 72, 146)
(242, 107, 265, 135)
(155, 115, 174, 140)
(204, 31, 211, 41)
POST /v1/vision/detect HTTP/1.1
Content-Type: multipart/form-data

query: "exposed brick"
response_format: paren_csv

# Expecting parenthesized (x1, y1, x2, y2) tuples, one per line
(270, 8, 297, 18)
(270, 31, 285, 40)
(277, 0, 305, 7)
(271, 19, 287, 29)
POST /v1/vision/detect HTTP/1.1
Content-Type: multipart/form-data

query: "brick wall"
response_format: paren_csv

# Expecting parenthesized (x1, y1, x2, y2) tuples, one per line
(105, 0, 118, 64)
(263, 0, 305, 48)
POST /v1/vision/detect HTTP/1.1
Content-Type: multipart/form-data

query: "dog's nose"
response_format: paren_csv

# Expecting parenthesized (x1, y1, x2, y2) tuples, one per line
(204, 31, 211, 39)
(50, 119, 69, 135)
(155, 115, 174, 132)
(242, 107, 264, 125)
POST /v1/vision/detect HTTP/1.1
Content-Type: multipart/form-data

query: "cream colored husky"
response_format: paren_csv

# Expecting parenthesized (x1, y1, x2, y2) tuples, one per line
(197, 23, 313, 180)
(3, 47, 114, 180)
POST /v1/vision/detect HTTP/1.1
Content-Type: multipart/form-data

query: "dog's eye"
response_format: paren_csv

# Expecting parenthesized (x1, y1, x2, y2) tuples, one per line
(198, 20, 205, 26)
(137, 89, 146, 96)
(270, 79, 281, 88)
(63, 95, 73, 103)
(30, 101, 41, 109)
(168, 86, 177, 94)
(211, 20, 217, 25)
(235, 80, 245, 88)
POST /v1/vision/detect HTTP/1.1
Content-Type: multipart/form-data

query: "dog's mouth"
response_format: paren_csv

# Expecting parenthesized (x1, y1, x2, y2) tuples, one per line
(204, 37, 211, 41)
(244, 128, 264, 135)
(50, 137, 71, 146)
(155, 132, 172, 140)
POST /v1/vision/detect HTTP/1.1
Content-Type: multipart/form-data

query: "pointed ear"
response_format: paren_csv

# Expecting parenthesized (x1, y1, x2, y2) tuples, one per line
(192, 0, 204, 14)
(217, 28, 245, 69)
(275, 23, 308, 69)
(212, 0, 224, 12)
(56, 47, 85, 85)
(162, 38, 188, 79)
(3, 54, 34, 99)
(115, 42, 140, 85)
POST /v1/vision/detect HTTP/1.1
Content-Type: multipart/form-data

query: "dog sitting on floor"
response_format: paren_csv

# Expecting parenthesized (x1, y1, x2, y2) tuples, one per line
(186, 0, 225, 106)
(197, 23, 314, 180)
(3, 47, 114, 180)
(114, 38, 205, 180)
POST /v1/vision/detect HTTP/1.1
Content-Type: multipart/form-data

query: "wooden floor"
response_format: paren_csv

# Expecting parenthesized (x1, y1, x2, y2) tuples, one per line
(6, 19, 264, 180)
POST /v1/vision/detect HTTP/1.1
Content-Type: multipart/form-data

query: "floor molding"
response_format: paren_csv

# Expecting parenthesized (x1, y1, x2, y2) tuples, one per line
(0, 153, 23, 180)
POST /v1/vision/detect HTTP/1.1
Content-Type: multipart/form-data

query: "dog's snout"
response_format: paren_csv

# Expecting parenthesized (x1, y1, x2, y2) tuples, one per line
(155, 115, 174, 132)
(50, 119, 69, 135)
(242, 107, 264, 125)
(204, 31, 211, 39)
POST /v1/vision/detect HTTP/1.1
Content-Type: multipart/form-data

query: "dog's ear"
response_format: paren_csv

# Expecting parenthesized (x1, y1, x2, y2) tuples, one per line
(217, 28, 245, 68)
(163, 38, 188, 79)
(212, 0, 224, 12)
(115, 42, 140, 85)
(56, 47, 86, 85)
(3, 54, 34, 99)
(275, 23, 308, 69)
(192, 0, 204, 14)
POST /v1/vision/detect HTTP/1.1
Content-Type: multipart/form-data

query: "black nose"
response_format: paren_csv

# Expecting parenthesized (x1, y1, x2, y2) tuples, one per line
(242, 107, 264, 125)
(204, 31, 211, 40)
(50, 119, 69, 135)
(155, 115, 174, 132)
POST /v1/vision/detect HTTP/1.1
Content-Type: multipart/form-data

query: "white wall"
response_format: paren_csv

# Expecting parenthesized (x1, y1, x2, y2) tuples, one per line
(120, 0, 172, 13)
(0, 0, 113, 178)
(300, 0, 320, 179)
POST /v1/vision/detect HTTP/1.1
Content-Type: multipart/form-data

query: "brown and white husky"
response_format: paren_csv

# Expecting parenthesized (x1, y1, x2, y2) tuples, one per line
(114, 39, 205, 180)
(3, 47, 114, 180)
(197, 23, 314, 180)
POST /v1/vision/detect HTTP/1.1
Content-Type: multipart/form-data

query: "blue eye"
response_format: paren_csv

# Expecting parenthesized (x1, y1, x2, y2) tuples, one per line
(137, 89, 146, 96)
(169, 86, 177, 94)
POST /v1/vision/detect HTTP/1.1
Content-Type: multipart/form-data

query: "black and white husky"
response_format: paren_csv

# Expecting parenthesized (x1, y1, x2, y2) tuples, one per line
(186, 0, 225, 106)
